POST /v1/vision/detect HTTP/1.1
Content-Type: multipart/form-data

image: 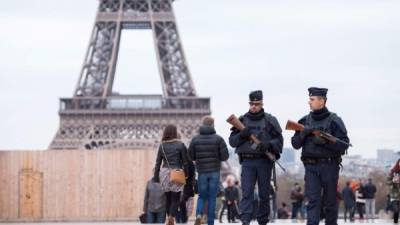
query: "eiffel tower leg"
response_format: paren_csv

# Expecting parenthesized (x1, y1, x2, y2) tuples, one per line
(149, 0, 197, 97)
(75, 2, 124, 98)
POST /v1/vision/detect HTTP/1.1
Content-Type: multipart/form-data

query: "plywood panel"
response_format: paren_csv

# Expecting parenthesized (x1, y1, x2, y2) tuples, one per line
(19, 169, 43, 219)
(0, 153, 8, 218)
(11, 152, 20, 218)
(0, 149, 157, 221)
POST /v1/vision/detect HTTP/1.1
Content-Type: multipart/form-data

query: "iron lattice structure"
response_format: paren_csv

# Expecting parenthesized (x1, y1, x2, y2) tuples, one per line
(49, 0, 210, 150)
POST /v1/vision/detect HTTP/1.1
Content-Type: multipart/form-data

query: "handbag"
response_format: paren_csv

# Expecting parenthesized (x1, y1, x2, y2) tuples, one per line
(139, 213, 147, 223)
(161, 143, 186, 185)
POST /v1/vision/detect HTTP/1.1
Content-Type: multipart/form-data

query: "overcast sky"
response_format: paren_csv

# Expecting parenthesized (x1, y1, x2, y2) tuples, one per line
(1, 0, 399, 158)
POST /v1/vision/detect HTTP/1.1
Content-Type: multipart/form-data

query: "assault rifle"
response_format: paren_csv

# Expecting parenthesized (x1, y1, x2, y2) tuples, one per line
(227, 114, 286, 172)
(285, 120, 352, 147)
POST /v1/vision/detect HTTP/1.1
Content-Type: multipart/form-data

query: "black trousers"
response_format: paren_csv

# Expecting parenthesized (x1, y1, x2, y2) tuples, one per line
(394, 212, 399, 224)
(176, 199, 188, 223)
(356, 203, 364, 219)
(392, 200, 400, 223)
(304, 163, 339, 225)
(165, 191, 181, 217)
(219, 201, 227, 221)
(343, 205, 354, 221)
(227, 202, 238, 222)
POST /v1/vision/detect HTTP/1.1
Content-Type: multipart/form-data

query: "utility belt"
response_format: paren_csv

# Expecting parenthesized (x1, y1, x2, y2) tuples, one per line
(301, 156, 342, 165)
(240, 153, 269, 160)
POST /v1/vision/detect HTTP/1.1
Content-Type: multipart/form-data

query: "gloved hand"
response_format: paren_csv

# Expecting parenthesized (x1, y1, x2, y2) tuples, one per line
(257, 142, 271, 153)
(240, 127, 252, 139)
(267, 144, 279, 155)
(312, 136, 327, 145)
(152, 175, 160, 183)
(300, 125, 314, 139)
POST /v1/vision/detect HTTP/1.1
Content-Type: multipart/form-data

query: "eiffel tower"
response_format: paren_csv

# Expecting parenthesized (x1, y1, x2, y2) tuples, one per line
(49, 0, 210, 150)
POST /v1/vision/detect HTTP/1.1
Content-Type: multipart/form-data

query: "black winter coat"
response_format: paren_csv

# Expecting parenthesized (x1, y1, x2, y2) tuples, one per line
(189, 126, 229, 173)
(225, 186, 239, 202)
(153, 139, 189, 181)
(183, 160, 196, 200)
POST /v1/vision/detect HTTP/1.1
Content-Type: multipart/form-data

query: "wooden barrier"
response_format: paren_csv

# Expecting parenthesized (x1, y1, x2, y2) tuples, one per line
(0, 149, 156, 221)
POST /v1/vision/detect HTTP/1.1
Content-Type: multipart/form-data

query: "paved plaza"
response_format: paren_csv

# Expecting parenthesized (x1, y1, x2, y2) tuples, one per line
(0, 220, 396, 225)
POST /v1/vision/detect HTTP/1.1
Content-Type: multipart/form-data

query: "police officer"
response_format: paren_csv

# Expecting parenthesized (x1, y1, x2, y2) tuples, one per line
(291, 87, 350, 225)
(229, 90, 283, 225)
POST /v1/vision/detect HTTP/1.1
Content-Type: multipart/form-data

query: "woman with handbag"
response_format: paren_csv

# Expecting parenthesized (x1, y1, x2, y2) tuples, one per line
(153, 124, 189, 225)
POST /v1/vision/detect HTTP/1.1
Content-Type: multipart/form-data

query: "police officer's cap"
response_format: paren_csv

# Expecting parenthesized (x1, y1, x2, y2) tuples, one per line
(308, 87, 328, 97)
(249, 90, 263, 102)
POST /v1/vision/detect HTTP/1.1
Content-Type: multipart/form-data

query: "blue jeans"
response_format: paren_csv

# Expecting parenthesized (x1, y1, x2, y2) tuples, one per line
(146, 211, 166, 223)
(196, 171, 220, 225)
